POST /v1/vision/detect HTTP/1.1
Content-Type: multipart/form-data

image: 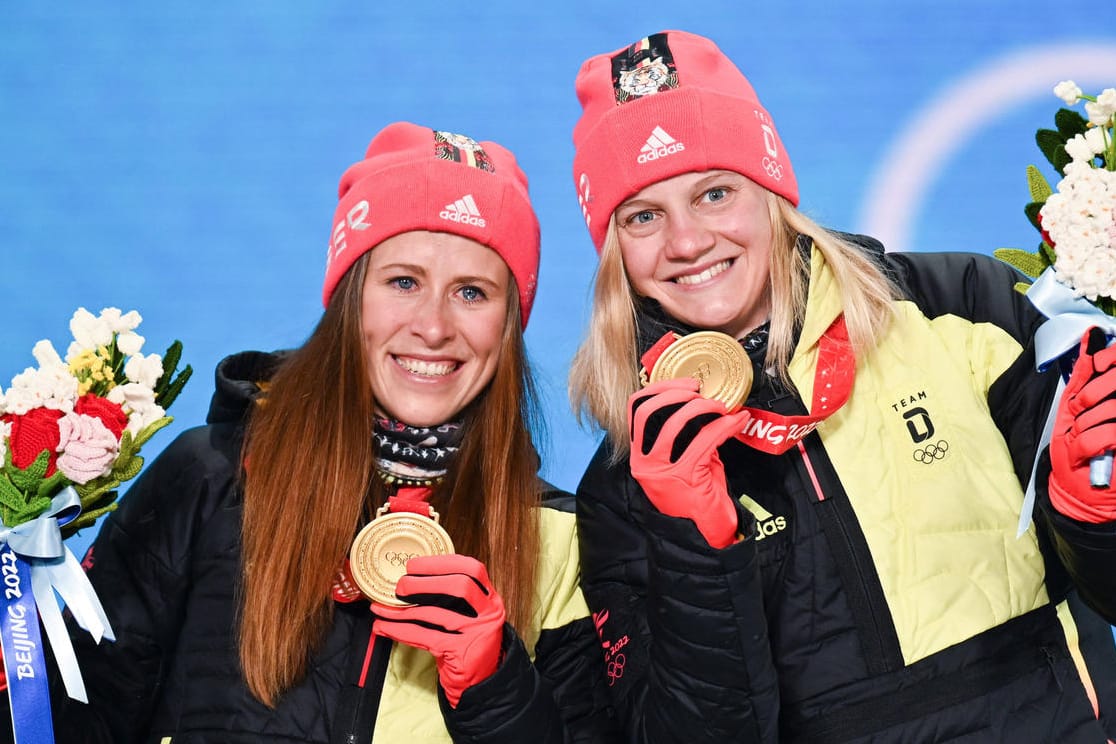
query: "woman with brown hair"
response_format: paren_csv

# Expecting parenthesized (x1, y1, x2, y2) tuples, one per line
(13, 121, 619, 743)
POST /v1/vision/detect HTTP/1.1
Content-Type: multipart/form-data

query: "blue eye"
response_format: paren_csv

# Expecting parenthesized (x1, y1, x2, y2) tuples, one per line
(705, 187, 727, 202)
(630, 211, 655, 225)
(460, 285, 487, 303)
(390, 277, 416, 291)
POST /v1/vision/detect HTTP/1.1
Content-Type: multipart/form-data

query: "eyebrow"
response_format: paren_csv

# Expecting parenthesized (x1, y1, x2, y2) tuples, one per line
(372, 263, 504, 289)
(618, 170, 745, 210)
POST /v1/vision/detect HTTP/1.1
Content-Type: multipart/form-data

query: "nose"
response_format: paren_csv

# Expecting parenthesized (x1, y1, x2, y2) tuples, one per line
(662, 210, 715, 261)
(409, 294, 454, 346)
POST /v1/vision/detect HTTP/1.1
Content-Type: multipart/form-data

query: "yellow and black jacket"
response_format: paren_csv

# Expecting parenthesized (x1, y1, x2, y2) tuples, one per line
(577, 238, 1116, 743)
(20, 351, 619, 743)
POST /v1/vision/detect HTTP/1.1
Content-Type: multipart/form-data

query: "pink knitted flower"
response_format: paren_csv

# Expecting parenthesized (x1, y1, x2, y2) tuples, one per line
(56, 412, 119, 485)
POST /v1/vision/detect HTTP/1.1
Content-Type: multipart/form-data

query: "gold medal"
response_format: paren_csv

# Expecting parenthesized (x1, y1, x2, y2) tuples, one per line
(348, 504, 454, 606)
(648, 331, 753, 408)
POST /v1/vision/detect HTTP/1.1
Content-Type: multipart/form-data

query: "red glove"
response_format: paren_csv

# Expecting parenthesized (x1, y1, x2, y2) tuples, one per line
(372, 554, 505, 708)
(628, 378, 749, 548)
(1049, 327, 1116, 522)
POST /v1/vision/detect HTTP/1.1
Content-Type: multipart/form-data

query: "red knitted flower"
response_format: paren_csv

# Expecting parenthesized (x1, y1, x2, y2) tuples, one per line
(74, 393, 128, 440)
(4, 407, 64, 475)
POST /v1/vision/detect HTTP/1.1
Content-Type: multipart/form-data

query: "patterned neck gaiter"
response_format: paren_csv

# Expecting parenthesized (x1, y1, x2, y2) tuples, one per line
(372, 417, 464, 487)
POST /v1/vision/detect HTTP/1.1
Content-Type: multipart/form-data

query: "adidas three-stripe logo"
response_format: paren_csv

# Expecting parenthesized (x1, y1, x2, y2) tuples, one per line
(637, 125, 686, 163)
(439, 194, 486, 227)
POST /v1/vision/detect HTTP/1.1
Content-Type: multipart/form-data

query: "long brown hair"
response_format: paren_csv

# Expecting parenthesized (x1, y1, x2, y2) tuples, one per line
(239, 252, 542, 706)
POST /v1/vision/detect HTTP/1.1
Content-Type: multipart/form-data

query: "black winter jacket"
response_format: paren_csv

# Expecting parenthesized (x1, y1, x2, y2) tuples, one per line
(7, 351, 619, 743)
(578, 242, 1116, 743)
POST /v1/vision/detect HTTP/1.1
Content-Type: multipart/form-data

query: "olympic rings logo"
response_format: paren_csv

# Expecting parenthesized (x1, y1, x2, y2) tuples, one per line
(762, 156, 783, 181)
(912, 440, 949, 464)
(607, 654, 626, 686)
(383, 551, 419, 568)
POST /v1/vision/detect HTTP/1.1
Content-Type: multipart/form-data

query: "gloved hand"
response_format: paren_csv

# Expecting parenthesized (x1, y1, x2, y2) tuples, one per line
(372, 554, 505, 708)
(1049, 327, 1116, 523)
(628, 377, 749, 548)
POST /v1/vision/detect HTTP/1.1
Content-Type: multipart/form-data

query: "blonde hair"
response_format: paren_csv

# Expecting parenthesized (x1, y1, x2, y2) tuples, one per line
(240, 253, 541, 706)
(569, 192, 898, 454)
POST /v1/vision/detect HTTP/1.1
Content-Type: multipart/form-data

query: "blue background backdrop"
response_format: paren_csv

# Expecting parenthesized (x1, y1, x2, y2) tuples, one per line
(3, 4, 1116, 568)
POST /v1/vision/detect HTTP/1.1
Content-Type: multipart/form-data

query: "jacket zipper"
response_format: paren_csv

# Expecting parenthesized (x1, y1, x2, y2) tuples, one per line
(797, 439, 904, 673)
(334, 628, 391, 744)
(342, 628, 376, 744)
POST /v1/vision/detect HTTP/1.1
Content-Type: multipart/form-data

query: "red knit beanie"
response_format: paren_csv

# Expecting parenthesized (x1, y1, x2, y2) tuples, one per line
(572, 30, 798, 251)
(323, 122, 540, 328)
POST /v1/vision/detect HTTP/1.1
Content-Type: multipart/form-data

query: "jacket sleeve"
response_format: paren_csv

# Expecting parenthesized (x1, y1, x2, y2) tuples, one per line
(1035, 450, 1116, 623)
(442, 492, 622, 743)
(575, 439, 780, 744)
(442, 621, 621, 743)
(32, 424, 238, 743)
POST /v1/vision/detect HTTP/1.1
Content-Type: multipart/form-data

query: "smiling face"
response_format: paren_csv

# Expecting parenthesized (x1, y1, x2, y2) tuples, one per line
(360, 231, 511, 427)
(614, 170, 774, 339)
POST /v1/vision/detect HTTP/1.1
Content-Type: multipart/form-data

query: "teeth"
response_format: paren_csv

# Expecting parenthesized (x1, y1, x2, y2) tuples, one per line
(396, 357, 456, 376)
(675, 260, 730, 285)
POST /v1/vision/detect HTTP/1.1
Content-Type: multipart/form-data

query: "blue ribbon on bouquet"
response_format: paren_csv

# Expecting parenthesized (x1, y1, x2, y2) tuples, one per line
(1017, 268, 1116, 536)
(0, 486, 116, 744)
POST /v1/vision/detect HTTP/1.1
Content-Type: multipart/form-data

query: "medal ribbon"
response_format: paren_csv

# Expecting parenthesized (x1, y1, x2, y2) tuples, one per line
(641, 316, 855, 455)
(332, 487, 436, 603)
(384, 486, 435, 516)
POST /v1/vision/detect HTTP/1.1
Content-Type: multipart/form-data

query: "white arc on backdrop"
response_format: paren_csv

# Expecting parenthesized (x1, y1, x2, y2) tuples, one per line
(858, 43, 1116, 252)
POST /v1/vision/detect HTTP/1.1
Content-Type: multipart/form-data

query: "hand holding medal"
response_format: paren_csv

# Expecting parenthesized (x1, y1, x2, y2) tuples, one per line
(371, 555, 506, 708)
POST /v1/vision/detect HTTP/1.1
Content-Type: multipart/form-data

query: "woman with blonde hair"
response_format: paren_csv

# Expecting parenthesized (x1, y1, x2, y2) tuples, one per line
(569, 29, 1116, 743)
(9, 121, 620, 743)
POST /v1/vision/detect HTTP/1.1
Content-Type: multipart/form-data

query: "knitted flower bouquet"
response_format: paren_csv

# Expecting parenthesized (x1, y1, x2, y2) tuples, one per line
(0, 307, 190, 744)
(995, 82, 1116, 306)
(994, 83, 1116, 525)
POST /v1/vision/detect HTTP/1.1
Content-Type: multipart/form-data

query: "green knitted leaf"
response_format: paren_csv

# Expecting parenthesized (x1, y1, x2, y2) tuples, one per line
(1039, 241, 1058, 266)
(75, 477, 120, 509)
(993, 248, 1048, 279)
(8, 450, 50, 491)
(1024, 201, 1044, 232)
(1054, 107, 1089, 139)
(0, 474, 28, 513)
(1012, 280, 1032, 296)
(113, 454, 144, 483)
(61, 502, 118, 538)
(160, 365, 192, 410)
(153, 340, 192, 411)
(79, 486, 118, 515)
(36, 470, 67, 500)
(1053, 146, 1072, 175)
(1035, 128, 1065, 169)
(132, 416, 172, 449)
(1025, 165, 1053, 203)
(154, 340, 183, 400)
(9, 495, 52, 526)
(116, 429, 136, 462)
